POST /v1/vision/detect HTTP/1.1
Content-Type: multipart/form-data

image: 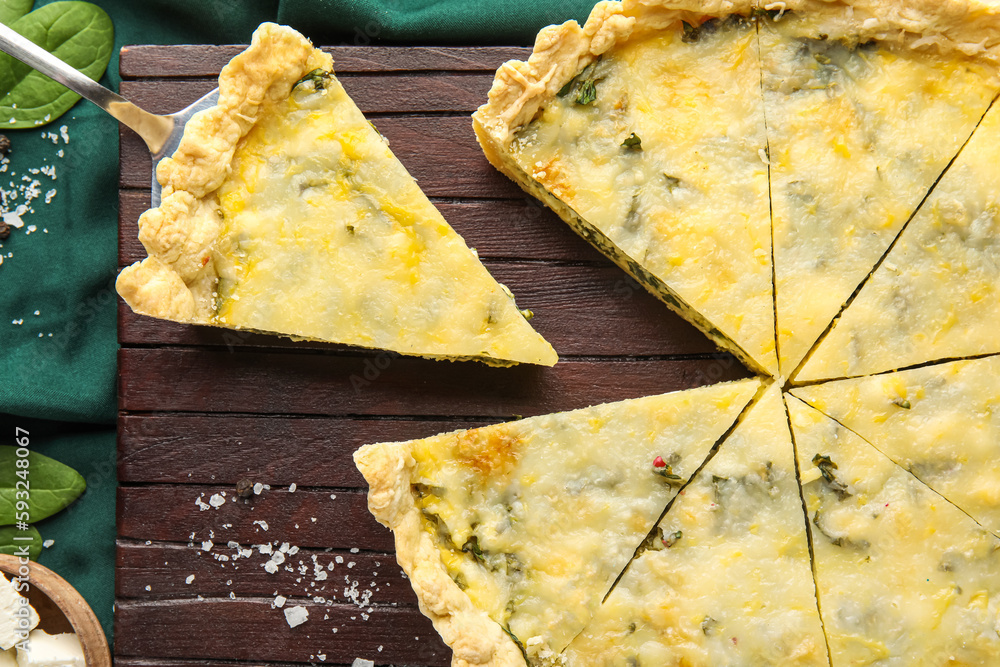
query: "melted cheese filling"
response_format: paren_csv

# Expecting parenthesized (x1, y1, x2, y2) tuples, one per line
(788, 398, 1000, 665)
(792, 356, 1000, 537)
(508, 17, 777, 376)
(565, 387, 828, 666)
(763, 15, 999, 377)
(212, 75, 556, 365)
(407, 380, 759, 658)
(798, 92, 1000, 382)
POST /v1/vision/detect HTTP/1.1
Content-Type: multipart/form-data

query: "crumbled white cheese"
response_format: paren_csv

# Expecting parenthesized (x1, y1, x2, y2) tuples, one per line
(0, 574, 38, 651)
(15, 630, 84, 667)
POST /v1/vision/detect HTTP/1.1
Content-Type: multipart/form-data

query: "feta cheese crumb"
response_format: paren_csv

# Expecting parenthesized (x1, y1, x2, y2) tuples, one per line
(284, 605, 309, 628)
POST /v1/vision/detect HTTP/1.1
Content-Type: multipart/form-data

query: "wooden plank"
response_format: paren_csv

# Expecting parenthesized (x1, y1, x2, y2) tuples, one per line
(114, 598, 450, 665)
(116, 263, 719, 357)
(115, 659, 367, 667)
(118, 350, 750, 417)
(118, 487, 393, 551)
(118, 190, 606, 266)
(119, 75, 494, 115)
(119, 44, 529, 78)
(116, 541, 413, 606)
(120, 115, 523, 198)
(117, 415, 484, 486)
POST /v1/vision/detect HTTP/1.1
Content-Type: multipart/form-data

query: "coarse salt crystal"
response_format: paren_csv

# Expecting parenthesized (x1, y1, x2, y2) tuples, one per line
(274, 595, 286, 608)
(209, 493, 225, 508)
(202, 540, 213, 552)
(288, 483, 297, 492)
(185, 575, 195, 584)
(284, 605, 308, 628)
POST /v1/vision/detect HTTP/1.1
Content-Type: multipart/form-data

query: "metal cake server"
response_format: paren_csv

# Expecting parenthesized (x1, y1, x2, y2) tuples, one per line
(0, 21, 218, 207)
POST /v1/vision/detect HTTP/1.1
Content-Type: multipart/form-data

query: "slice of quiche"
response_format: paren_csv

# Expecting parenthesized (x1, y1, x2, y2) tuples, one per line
(354, 378, 761, 666)
(760, 10, 1000, 378)
(797, 93, 1000, 381)
(792, 355, 1000, 535)
(563, 385, 829, 666)
(116, 23, 557, 367)
(473, 2, 778, 376)
(787, 396, 1000, 665)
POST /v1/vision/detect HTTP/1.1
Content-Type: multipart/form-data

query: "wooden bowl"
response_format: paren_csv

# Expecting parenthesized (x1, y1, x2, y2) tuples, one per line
(0, 555, 110, 666)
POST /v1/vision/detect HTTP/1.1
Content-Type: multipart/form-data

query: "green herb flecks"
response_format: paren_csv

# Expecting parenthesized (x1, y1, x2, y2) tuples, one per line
(654, 464, 683, 485)
(812, 453, 851, 500)
(0, 2, 115, 128)
(557, 60, 602, 106)
(293, 68, 332, 92)
(621, 133, 642, 150)
(664, 174, 682, 193)
(575, 80, 597, 105)
(661, 530, 683, 548)
(892, 398, 911, 409)
(501, 625, 530, 665)
(701, 616, 719, 635)
(812, 510, 870, 550)
(462, 535, 486, 563)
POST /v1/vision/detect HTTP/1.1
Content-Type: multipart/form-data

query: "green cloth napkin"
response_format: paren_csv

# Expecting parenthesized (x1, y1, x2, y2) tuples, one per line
(0, 0, 599, 648)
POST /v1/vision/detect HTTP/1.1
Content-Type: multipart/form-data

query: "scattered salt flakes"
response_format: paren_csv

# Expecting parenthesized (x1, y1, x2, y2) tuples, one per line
(42, 539, 54, 548)
(195, 495, 210, 511)
(258, 543, 273, 555)
(288, 545, 299, 556)
(25, 225, 35, 234)
(11, 319, 22, 325)
(3, 208, 24, 228)
(329, 494, 337, 500)
(226, 579, 232, 586)
(227, 540, 239, 549)
(377, 646, 383, 653)
(318, 655, 326, 662)
(201, 540, 213, 552)
(253, 519, 269, 531)
(350, 547, 359, 554)
(185, 575, 195, 585)
(43, 188, 55, 203)
(311, 517, 317, 523)
(335, 556, 344, 564)
(40, 165, 55, 178)
(347, 562, 356, 569)
(271, 551, 286, 565)
(288, 483, 297, 493)
(56, 149, 63, 158)
(284, 605, 309, 628)
(264, 561, 279, 574)
(209, 493, 226, 508)
(253, 482, 263, 495)
(59, 125, 69, 143)
(144, 585, 151, 592)
(327, 562, 335, 571)
(280, 542, 290, 553)
(274, 595, 286, 608)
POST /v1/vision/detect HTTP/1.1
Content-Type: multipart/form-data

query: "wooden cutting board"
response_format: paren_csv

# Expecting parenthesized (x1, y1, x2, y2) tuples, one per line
(115, 43, 752, 667)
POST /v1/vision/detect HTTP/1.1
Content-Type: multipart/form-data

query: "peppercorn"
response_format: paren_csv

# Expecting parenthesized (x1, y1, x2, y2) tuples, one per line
(0, 134, 10, 156)
(236, 478, 254, 499)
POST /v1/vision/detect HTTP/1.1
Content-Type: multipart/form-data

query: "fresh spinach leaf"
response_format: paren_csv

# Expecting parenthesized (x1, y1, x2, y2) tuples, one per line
(0, 0, 33, 27)
(0, 446, 86, 525)
(0, 524, 42, 561)
(0, 2, 113, 128)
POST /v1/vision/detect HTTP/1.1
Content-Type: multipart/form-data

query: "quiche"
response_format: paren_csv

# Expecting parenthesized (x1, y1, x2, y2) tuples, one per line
(563, 385, 828, 666)
(354, 378, 761, 665)
(792, 355, 1000, 535)
(797, 94, 1000, 381)
(116, 23, 557, 367)
(787, 396, 1000, 664)
(472, 0, 1000, 379)
(355, 0, 1000, 664)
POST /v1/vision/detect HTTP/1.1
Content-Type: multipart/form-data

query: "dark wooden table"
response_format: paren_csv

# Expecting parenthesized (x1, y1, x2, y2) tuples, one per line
(115, 43, 751, 667)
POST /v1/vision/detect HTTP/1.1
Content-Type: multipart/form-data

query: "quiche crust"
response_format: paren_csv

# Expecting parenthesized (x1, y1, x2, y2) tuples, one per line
(474, 0, 1000, 148)
(354, 442, 524, 667)
(117, 23, 327, 323)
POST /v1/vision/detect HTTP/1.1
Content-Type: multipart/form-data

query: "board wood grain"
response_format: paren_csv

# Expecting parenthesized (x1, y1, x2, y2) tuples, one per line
(116, 42, 750, 667)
